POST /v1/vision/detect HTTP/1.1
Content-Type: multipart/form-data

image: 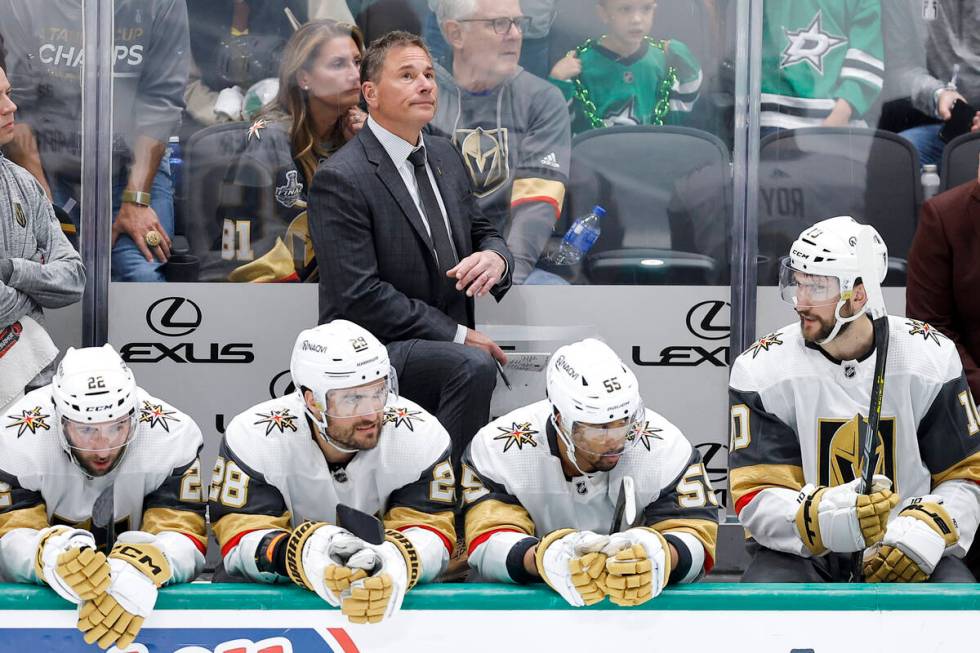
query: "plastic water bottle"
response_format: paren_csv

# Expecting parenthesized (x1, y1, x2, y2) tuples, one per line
(921, 164, 940, 201)
(552, 205, 605, 265)
(168, 135, 182, 194)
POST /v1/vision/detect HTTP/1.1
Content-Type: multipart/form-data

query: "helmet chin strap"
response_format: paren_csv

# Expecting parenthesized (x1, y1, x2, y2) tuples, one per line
(551, 413, 592, 477)
(816, 299, 867, 346)
(301, 399, 361, 455)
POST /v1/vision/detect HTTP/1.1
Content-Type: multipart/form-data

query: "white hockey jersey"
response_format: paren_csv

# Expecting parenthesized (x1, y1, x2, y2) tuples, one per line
(462, 400, 719, 585)
(729, 316, 980, 559)
(0, 386, 206, 584)
(210, 392, 455, 583)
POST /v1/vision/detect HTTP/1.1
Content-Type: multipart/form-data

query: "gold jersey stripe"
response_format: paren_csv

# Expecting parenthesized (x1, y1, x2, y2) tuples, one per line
(729, 463, 805, 506)
(383, 506, 456, 548)
(511, 178, 566, 216)
(931, 450, 980, 485)
(212, 511, 291, 548)
(0, 504, 48, 538)
(649, 518, 719, 560)
(464, 499, 534, 551)
(141, 507, 207, 547)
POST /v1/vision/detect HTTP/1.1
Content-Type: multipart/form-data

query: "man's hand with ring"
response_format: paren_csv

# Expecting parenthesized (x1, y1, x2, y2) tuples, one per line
(447, 251, 506, 298)
(112, 202, 171, 263)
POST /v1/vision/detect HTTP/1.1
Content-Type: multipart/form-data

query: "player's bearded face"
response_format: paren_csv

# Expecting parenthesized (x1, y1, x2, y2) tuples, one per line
(324, 379, 388, 450)
(796, 297, 856, 343)
(62, 414, 133, 476)
(570, 417, 632, 472)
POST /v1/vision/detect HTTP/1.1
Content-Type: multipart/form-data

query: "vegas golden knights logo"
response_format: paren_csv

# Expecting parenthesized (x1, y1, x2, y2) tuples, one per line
(817, 414, 896, 487)
(455, 127, 509, 198)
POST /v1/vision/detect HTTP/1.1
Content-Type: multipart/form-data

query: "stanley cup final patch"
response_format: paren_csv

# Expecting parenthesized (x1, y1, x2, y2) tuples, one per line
(454, 127, 510, 198)
(275, 170, 304, 208)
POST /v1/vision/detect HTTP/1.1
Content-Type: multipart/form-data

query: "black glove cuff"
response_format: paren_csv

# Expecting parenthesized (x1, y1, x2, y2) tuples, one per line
(506, 536, 540, 585)
(664, 533, 694, 585)
(255, 529, 291, 576)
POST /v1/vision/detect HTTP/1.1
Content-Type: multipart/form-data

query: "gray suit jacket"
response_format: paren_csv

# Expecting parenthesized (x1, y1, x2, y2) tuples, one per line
(308, 123, 513, 343)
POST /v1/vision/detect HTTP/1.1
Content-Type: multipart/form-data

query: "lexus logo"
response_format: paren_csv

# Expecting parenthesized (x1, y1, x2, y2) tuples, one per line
(269, 370, 296, 398)
(146, 297, 202, 337)
(685, 301, 730, 341)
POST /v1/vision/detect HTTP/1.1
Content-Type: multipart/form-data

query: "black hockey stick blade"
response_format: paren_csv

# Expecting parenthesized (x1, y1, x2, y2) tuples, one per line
(337, 504, 385, 545)
(609, 476, 636, 534)
(851, 226, 890, 581)
(92, 484, 116, 552)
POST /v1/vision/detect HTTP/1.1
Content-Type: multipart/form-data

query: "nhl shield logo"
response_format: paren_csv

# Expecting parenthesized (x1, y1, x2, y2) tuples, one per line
(455, 127, 509, 198)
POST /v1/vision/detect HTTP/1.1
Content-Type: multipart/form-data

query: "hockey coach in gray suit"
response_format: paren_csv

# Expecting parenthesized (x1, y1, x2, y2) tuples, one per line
(308, 30, 514, 466)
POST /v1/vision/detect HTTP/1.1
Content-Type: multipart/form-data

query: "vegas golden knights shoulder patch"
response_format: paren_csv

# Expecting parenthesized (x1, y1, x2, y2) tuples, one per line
(13, 202, 27, 228)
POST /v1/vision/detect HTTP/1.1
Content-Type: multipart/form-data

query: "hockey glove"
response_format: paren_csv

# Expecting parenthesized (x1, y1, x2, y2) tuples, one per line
(77, 531, 172, 650)
(864, 496, 959, 583)
(534, 529, 610, 607)
(338, 530, 418, 624)
(34, 526, 110, 604)
(602, 527, 671, 606)
(795, 475, 898, 556)
(283, 521, 372, 606)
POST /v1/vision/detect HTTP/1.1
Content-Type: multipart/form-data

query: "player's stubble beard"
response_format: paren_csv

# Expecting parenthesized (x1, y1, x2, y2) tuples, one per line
(797, 302, 855, 344)
(328, 412, 384, 451)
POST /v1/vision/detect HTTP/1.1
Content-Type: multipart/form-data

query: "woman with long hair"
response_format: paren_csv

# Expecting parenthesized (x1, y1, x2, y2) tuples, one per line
(219, 19, 366, 282)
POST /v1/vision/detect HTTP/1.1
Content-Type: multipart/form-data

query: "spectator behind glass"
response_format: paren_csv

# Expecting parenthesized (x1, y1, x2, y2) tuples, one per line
(0, 60, 85, 411)
(0, 0, 189, 282)
(430, 0, 571, 285)
(548, 0, 703, 135)
(422, 0, 557, 78)
(183, 0, 355, 128)
(907, 155, 980, 407)
(207, 20, 366, 283)
(895, 0, 980, 169)
(760, 0, 883, 133)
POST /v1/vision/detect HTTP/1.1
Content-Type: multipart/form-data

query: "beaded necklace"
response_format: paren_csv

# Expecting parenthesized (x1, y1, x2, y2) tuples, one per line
(571, 36, 678, 129)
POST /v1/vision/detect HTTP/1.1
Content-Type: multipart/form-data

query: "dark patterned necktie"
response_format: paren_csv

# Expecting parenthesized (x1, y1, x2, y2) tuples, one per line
(407, 147, 457, 276)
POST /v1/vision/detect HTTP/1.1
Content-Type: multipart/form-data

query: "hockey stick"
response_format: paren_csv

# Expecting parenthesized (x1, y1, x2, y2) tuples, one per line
(850, 225, 890, 582)
(609, 476, 636, 534)
(92, 484, 116, 552)
(337, 503, 385, 545)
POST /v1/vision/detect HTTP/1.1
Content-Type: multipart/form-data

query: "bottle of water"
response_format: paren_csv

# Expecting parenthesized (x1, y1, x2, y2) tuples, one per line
(168, 135, 182, 196)
(921, 164, 940, 201)
(552, 205, 605, 265)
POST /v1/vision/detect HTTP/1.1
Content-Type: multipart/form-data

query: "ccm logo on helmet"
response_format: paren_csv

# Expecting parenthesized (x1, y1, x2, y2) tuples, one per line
(85, 405, 113, 412)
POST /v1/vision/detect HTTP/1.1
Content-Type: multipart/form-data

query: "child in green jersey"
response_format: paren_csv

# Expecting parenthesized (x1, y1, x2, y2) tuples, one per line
(548, 0, 702, 135)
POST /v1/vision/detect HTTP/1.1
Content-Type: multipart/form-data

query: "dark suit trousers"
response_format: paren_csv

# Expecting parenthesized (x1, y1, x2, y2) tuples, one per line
(386, 339, 497, 467)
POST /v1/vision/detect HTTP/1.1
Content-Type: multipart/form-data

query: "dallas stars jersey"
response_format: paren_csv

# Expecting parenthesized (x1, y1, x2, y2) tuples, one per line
(432, 64, 570, 283)
(551, 38, 702, 136)
(462, 400, 718, 585)
(729, 316, 980, 559)
(200, 117, 322, 283)
(762, 0, 884, 128)
(210, 392, 455, 584)
(0, 386, 206, 585)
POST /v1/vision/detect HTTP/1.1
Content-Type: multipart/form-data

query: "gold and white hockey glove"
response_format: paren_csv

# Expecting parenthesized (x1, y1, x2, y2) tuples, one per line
(77, 532, 173, 650)
(34, 526, 110, 604)
(284, 521, 371, 607)
(602, 527, 671, 607)
(795, 475, 899, 556)
(534, 529, 610, 607)
(338, 530, 419, 624)
(864, 496, 959, 583)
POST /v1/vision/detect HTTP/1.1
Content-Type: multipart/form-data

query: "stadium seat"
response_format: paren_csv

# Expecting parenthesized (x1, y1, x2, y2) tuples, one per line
(940, 131, 980, 192)
(181, 121, 253, 282)
(566, 125, 731, 285)
(758, 128, 921, 286)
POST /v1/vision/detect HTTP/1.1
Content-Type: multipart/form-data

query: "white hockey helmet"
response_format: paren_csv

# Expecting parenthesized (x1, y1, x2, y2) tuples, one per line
(289, 320, 395, 451)
(52, 345, 139, 472)
(546, 339, 644, 472)
(779, 216, 888, 343)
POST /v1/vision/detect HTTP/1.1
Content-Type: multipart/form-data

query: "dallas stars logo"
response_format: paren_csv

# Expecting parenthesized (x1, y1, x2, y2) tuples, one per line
(749, 331, 784, 358)
(247, 118, 268, 142)
(604, 96, 640, 127)
(780, 11, 848, 74)
(493, 422, 539, 452)
(627, 420, 662, 451)
(6, 407, 51, 437)
(139, 401, 179, 432)
(384, 407, 424, 431)
(906, 319, 944, 346)
(254, 409, 298, 435)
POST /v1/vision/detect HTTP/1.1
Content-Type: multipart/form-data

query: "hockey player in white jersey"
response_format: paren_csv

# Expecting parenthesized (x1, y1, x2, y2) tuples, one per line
(0, 345, 206, 649)
(730, 216, 980, 582)
(210, 320, 455, 624)
(462, 338, 718, 606)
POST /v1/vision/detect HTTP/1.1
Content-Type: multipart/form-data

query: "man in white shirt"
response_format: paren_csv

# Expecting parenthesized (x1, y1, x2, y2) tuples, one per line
(308, 30, 514, 470)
